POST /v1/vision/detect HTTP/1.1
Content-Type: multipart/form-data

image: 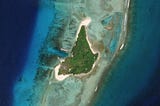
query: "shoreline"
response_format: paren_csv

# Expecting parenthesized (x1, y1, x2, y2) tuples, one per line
(54, 17, 101, 81)
(89, 0, 132, 105)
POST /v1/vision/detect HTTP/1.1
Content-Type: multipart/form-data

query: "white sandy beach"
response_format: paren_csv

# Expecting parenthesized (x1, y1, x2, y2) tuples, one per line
(54, 64, 70, 81)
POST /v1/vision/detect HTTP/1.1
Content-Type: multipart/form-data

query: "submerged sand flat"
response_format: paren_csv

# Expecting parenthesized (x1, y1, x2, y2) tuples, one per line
(27, 0, 130, 106)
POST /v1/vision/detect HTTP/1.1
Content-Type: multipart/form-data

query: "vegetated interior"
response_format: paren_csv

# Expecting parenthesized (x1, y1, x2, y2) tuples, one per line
(58, 26, 98, 75)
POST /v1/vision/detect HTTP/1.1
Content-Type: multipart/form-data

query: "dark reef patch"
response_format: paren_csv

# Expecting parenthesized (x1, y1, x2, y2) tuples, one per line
(34, 67, 52, 81)
(34, 11, 69, 81)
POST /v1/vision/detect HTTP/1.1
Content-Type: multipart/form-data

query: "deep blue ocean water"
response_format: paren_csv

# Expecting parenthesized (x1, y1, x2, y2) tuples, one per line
(0, 0, 39, 106)
(94, 0, 160, 106)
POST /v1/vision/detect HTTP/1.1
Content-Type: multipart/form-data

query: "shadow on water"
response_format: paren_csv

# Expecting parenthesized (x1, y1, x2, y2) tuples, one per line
(0, 0, 39, 105)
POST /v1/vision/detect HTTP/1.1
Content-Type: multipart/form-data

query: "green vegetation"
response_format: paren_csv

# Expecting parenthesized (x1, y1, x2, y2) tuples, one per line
(59, 26, 98, 75)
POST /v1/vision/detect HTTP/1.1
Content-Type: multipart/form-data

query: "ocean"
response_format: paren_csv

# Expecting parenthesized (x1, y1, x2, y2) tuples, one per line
(93, 0, 160, 106)
(13, 1, 56, 106)
(0, 0, 38, 106)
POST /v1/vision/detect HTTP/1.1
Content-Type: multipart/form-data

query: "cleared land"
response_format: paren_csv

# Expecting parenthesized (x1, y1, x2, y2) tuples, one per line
(58, 26, 98, 75)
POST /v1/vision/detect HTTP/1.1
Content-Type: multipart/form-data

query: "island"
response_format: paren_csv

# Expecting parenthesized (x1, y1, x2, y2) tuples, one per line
(54, 17, 101, 81)
(58, 26, 98, 75)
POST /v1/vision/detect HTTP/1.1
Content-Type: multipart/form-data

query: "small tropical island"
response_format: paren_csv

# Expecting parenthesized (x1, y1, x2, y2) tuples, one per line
(58, 26, 98, 75)
(54, 18, 100, 81)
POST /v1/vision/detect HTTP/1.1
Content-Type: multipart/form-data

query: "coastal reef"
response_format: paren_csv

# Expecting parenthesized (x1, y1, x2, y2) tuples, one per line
(15, 0, 131, 106)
